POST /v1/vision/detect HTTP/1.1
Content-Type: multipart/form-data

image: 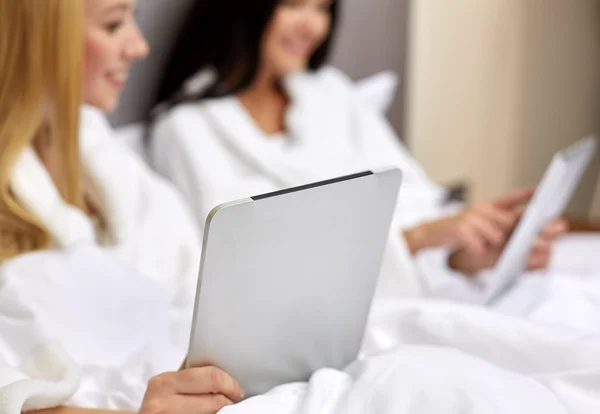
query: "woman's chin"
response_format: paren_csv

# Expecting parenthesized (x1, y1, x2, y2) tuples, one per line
(85, 96, 119, 114)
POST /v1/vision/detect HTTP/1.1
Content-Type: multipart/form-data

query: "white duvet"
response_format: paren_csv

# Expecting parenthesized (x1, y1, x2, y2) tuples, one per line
(2, 245, 600, 414)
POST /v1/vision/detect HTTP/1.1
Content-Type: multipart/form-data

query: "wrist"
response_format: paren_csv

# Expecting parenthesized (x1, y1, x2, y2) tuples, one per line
(403, 225, 432, 255)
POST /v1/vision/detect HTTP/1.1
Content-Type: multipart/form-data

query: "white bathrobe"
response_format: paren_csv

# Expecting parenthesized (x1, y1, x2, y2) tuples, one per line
(0, 106, 202, 412)
(2, 105, 600, 414)
(151, 67, 452, 299)
(150, 66, 600, 305)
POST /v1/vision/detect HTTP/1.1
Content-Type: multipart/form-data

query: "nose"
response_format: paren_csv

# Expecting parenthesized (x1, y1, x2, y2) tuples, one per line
(123, 24, 149, 61)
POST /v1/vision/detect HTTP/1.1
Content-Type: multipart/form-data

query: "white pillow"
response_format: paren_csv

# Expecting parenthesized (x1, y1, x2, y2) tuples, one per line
(354, 71, 399, 115)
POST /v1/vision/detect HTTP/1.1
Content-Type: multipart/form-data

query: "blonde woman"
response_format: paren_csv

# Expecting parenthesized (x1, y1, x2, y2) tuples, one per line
(0, 1, 244, 413)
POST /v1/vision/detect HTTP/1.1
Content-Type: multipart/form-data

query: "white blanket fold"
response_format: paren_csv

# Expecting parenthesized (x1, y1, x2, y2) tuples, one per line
(0, 343, 79, 414)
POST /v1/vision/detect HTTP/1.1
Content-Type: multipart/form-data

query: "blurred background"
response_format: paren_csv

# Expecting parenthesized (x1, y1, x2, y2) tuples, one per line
(109, 0, 600, 219)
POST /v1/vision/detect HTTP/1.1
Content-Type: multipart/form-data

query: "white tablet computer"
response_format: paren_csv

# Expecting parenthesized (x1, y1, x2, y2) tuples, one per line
(186, 167, 402, 397)
(485, 136, 598, 304)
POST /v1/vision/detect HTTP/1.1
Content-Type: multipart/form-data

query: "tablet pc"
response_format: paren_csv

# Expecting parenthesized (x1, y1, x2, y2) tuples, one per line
(187, 167, 403, 397)
(485, 136, 597, 303)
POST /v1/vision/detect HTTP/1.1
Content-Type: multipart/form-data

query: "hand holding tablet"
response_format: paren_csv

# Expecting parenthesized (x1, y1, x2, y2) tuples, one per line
(485, 135, 598, 304)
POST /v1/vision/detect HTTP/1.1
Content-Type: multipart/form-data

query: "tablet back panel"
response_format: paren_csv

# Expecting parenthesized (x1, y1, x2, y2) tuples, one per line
(187, 168, 402, 397)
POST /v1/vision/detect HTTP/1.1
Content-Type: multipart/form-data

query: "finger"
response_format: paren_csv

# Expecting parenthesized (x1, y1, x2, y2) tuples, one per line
(513, 205, 526, 220)
(467, 215, 507, 247)
(473, 204, 516, 230)
(501, 205, 529, 236)
(531, 237, 552, 253)
(494, 188, 535, 209)
(455, 223, 488, 254)
(541, 219, 569, 238)
(176, 367, 244, 402)
(527, 251, 551, 270)
(175, 394, 235, 414)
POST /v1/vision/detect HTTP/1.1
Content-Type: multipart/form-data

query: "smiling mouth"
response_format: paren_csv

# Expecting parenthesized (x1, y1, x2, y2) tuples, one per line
(106, 71, 129, 88)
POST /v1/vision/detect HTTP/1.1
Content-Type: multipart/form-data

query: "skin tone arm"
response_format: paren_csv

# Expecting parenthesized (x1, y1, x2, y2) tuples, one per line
(402, 188, 568, 273)
(403, 189, 532, 256)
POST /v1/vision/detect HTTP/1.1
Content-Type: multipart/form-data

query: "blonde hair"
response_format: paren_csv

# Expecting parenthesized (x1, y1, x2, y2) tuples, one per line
(0, 0, 84, 259)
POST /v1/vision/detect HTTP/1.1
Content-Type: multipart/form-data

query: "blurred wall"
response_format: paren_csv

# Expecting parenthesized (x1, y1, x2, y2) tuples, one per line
(406, 0, 600, 216)
(330, 0, 410, 135)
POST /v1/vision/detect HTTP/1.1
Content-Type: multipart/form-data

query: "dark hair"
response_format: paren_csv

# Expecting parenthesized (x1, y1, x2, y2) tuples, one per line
(148, 0, 340, 120)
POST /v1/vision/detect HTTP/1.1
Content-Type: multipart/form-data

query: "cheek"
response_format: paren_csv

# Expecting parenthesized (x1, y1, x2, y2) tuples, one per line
(84, 35, 108, 94)
(318, 19, 331, 43)
(261, 30, 284, 69)
(264, 11, 292, 50)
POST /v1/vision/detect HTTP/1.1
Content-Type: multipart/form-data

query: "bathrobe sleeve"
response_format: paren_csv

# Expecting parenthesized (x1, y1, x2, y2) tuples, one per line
(0, 246, 183, 413)
(150, 105, 239, 230)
